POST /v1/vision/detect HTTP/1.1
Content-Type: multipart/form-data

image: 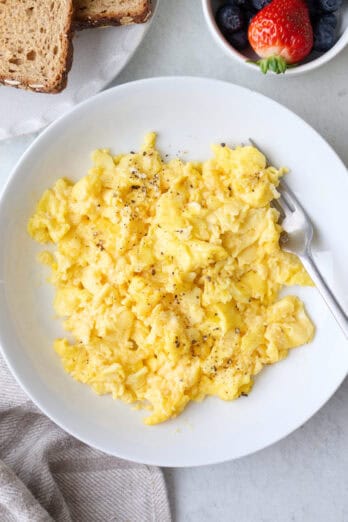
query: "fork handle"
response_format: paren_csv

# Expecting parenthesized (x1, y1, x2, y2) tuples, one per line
(301, 252, 348, 339)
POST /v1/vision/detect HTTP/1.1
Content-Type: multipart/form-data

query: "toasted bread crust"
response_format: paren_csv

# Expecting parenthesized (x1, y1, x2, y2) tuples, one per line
(74, 0, 151, 30)
(48, 9, 75, 94)
(0, 0, 74, 94)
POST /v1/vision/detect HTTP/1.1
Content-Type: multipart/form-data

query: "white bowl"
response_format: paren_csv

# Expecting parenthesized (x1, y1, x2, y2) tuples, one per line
(202, 0, 348, 75)
(0, 77, 348, 467)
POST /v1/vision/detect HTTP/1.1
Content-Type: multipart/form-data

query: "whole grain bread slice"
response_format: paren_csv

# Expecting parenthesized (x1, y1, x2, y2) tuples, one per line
(74, 0, 151, 30)
(0, 0, 74, 93)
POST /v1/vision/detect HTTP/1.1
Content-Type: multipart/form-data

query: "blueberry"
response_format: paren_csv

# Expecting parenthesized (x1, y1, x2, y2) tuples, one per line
(250, 0, 271, 10)
(225, 30, 249, 50)
(216, 5, 244, 33)
(308, 7, 337, 30)
(316, 0, 342, 12)
(313, 16, 337, 51)
(245, 9, 257, 25)
(227, 0, 248, 5)
(321, 13, 338, 29)
(305, 0, 320, 17)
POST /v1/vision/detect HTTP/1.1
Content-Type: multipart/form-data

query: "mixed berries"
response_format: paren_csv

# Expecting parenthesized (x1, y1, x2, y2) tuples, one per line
(215, 0, 343, 72)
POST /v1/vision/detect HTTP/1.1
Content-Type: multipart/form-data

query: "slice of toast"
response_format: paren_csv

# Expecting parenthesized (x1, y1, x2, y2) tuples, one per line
(0, 0, 74, 93)
(74, 0, 151, 30)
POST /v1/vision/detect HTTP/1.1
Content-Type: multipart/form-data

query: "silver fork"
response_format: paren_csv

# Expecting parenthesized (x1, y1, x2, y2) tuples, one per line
(249, 139, 348, 339)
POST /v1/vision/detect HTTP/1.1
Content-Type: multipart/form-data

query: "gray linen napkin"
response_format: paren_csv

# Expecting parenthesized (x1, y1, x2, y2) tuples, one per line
(0, 355, 171, 522)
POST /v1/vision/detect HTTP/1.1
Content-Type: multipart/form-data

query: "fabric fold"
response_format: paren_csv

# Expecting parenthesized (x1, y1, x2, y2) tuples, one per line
(0, 355, 171, 522)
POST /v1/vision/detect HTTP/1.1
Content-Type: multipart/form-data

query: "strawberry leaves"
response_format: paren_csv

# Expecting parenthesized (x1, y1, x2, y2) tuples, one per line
(249, 56, 289, 74)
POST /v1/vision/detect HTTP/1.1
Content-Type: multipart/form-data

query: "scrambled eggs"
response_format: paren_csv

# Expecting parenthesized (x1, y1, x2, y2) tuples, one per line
(28, 134, 314, 425)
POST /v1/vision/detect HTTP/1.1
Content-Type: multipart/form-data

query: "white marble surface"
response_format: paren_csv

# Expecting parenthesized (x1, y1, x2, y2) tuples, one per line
(1, 1, 348, 520)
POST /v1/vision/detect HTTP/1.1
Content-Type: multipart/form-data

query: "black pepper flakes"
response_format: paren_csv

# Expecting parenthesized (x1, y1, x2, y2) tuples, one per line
(220, 143, 226, 147)
(151, 268, 156, 276)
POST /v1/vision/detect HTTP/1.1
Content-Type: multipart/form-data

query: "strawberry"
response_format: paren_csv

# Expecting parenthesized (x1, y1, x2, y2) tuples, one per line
(248, 0, 313, 74)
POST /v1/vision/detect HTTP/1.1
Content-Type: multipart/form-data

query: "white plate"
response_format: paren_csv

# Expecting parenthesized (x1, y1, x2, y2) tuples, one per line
(0, 1, 157, 141)
(0, 77, 347, 467)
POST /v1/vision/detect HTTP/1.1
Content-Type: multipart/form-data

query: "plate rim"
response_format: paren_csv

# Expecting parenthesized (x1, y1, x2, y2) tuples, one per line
(1, 76, 348, 467)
